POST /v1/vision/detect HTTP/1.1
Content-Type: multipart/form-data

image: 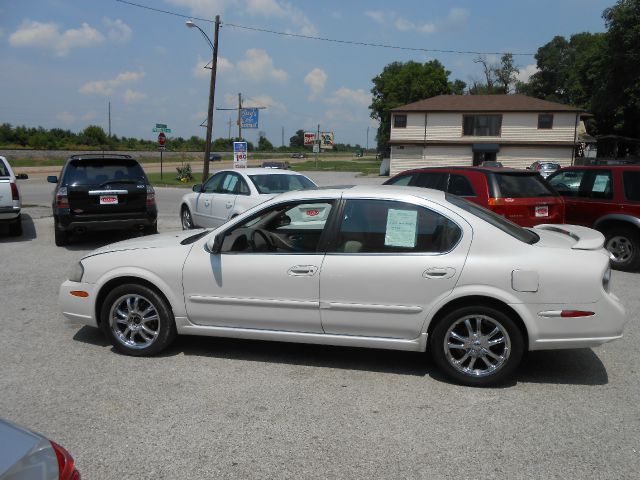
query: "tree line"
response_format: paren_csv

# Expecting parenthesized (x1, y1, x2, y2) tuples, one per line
(370, 0, 640, 149)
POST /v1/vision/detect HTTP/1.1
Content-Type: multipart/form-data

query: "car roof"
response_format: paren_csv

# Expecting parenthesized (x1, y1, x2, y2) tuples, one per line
(66, 154, 137, 162)
(559, 164, 640, 170)
(392, 166, 533, 176)
(218, 168, 305, 175)
(273, 184, 448, 203)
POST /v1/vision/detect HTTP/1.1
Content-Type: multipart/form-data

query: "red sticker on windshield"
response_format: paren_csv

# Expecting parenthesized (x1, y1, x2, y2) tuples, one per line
(306, 209, 320, 216)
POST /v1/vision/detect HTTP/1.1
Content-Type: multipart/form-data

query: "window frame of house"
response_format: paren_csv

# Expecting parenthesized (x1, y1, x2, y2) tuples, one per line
(462, 114, 502, 137)
(393, 114, 408, 129)
(537, 113, 554, 130)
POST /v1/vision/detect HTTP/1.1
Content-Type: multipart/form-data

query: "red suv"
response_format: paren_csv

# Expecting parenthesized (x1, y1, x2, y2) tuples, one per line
(384, 167, 565, 227)
(547, 165, 640, 271)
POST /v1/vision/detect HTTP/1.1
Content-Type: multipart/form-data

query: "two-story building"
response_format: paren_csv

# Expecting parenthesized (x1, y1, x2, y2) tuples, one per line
(389, 94, 583, 175)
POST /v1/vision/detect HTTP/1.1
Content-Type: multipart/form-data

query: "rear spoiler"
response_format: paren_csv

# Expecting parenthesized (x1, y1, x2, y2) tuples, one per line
(533, 224, 605, 250)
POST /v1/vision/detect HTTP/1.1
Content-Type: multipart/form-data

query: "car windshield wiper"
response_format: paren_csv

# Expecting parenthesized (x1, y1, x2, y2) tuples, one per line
(98, 179, 140, 187)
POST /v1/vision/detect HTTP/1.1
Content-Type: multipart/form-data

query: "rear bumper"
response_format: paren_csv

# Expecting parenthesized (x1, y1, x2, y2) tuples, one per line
(56, 211, 157, 232)
(0, 206, 20, 220)
(514, 293, 627, 350)
(59, 280, 98, 327)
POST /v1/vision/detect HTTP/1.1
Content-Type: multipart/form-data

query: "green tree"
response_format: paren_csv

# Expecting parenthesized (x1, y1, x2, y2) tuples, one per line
(81, 125, 107, 146)
(258, 134, 274, 151)
(369, 60, 463, 150)
(289, 129, 305, 148)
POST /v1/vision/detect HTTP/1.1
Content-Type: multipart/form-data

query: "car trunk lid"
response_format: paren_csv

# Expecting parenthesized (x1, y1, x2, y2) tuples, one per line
(534, 224, 606, 250)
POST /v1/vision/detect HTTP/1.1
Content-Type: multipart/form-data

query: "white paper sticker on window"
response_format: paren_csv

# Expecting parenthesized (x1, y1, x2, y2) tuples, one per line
(592, 175, 610, 193)
(385, 209, 418, 248)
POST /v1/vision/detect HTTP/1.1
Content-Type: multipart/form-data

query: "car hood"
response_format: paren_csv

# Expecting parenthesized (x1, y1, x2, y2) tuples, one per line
(84, 229, 208, 258)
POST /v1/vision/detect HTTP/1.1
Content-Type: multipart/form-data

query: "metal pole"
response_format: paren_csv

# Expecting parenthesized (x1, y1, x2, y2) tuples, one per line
(160, 149, 163, 180)
(366, 126, 369, 152)
(201, 15, 221, 184)
(315, 123, 320, 168)
(237, 93, 242, 140)
(108, 101, 111, 139)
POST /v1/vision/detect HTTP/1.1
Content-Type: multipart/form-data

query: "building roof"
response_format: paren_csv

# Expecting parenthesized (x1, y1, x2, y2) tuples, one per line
(390, 94, 582, 113)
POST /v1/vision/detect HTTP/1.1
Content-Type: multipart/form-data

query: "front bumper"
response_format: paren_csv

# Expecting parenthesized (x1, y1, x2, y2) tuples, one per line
(59, 280, 98, 327)
(515, 292, 627, 350)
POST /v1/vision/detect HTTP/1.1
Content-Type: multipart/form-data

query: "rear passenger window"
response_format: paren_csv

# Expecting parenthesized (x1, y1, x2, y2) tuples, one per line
(582, 171, 613, 200)
(623, 171, 640, 201)
(415, 172, 448, 190)
(334, 199, 461, 254)
(386, 174, 415, 186)
(447, 174, 475, 197)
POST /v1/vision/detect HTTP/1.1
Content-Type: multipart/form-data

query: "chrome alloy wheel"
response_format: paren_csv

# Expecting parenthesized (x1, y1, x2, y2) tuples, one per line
(606, 235, 633, 263)
(109, 294, 160, 349)
(443, 315, 511, 378)
(181, 208, 193, 230)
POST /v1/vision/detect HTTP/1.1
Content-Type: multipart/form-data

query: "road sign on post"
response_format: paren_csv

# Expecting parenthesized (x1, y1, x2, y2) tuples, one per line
(233, 141, 248, 168)
(240, 108, 259, 128)
(158, 132, 166, 146)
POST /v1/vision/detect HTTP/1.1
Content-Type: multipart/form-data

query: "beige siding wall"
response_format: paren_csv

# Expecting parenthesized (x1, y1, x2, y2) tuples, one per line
(390, 113, 425, 141)
(390, 111, 578, 143)
(390, 145, 472, 175)
(497, 146, 573, 169)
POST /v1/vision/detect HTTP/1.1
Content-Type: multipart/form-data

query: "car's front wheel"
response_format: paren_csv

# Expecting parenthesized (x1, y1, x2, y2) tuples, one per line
(100, 283, 176, 356)
(181, 206, 194, 230)
(430, 305, 524, 387)
(604, 227, 640, 272)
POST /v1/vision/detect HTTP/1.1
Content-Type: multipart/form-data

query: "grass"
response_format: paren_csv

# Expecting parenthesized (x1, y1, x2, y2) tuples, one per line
(146, 172, 201, 188)
(290, 158, 381, 175)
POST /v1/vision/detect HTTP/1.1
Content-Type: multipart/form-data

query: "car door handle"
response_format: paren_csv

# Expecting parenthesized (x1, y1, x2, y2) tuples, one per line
(225, 202, 233, 208)
(423, 267, 456, 279)
(287, 265, 318, 276)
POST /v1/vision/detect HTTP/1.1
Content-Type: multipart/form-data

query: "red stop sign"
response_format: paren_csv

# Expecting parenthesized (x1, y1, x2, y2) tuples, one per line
(158, 132, 166, 146)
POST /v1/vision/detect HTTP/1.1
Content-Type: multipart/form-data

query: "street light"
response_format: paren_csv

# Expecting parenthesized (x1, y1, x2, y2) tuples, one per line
(186, 17, 220, 183)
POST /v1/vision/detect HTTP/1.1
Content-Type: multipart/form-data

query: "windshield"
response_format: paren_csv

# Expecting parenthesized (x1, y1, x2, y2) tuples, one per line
(63, 160, 147, 186)
(492, 173, 557, 198)
(446, 194, 539, 244)
(248, 174, 316, 194)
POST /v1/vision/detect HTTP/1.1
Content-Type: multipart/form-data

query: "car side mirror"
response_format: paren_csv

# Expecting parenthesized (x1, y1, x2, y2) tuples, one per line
(192, 184, 203, 193)
(47, 175, 58, 183)
(16, 173, 29, 180)
(206, 234, 222, 253)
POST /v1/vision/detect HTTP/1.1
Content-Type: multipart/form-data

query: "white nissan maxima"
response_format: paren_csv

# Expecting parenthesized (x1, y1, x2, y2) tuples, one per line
(59, 186, 627, 386)
(179, 168, 317, 230)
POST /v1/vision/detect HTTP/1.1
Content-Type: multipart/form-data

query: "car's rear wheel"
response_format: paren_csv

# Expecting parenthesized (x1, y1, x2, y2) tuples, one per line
(430, 305, 524, 387)
(143, 223, 158, 235)
(100, 283, 176, 356)
(604, 227, 640, 272)
(54, 219, 69, 246)
(8, 215, 22, 236)
(181, 206, 194, 230)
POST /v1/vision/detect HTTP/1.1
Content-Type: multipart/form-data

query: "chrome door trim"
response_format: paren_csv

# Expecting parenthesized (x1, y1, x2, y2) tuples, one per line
(189, 295, 319, 310)
(319, 301, 423, 314)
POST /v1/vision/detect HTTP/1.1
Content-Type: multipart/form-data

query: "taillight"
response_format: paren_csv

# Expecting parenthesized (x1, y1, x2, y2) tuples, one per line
(51, 441, 81, 480)
(56, 187, 69, 209)
(146, 185, 156, 207)
(10, 182, 19, 201)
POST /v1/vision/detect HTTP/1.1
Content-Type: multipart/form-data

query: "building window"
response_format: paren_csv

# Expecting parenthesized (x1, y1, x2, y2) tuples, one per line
(538, 114, 554, 129)
(462, 115, 502, 136)
(393, 114, 407, 128)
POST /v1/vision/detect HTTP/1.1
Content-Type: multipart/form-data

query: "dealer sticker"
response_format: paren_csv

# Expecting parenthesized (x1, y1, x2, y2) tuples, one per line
(535, 205, 548, 217)
(100, 195, 118, 205)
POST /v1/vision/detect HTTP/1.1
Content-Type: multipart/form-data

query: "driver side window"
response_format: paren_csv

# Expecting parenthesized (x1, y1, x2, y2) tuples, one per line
(203, 172, 224, 193)
(220, 200, 335, 254)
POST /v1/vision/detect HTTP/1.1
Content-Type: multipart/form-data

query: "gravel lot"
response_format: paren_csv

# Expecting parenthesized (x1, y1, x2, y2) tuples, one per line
(1, 174, 639, 479)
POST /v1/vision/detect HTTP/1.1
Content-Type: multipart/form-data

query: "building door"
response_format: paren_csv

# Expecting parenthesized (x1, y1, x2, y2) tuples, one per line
(473, 151, 497, 166)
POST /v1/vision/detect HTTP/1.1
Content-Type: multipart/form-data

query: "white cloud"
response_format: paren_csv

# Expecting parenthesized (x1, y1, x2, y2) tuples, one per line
(123, 89, 147, 103)
(104, 18, 132, 43)
(304, 68, 327, 101)
(81, 111, 97, 121)
(9, 20, 105, 56)
(223, 93, 237, 107)
(80, 71, 144, 96)
(517, 64, 539, 83)
(246, 0, 317, 35)
(165, 0, 231, 17)
(325, 87, 370, 107)
(56, 111, 76, 125)
(237, 49, 287, 83)
(193, 55, 233, 78)
(0, 27, 5, 38)
(247, 94, 286, 112)
(364, 7, 469, 34)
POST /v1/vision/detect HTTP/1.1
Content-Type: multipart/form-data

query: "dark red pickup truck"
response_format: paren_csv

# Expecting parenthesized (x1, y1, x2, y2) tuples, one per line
(547, 165, 640, 271)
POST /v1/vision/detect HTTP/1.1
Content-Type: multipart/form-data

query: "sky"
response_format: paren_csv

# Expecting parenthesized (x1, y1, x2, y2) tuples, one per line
(0, 0, 614, 147)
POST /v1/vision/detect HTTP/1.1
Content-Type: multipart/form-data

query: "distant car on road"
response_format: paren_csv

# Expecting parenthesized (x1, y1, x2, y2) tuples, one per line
(209, 153, 222, 162)
(0, 417, 80, 480)
(384, 166, 565, 227)
(179, 168, 316, 229)
(47, 154, 158, 246)
(291, 152, 306, 159)
(528, 161, 561, 178)
(59, 185, 626, 387)
(261, 161, 290, 169)
(547, 165, 640, 271)
(0, 155, 26, 237)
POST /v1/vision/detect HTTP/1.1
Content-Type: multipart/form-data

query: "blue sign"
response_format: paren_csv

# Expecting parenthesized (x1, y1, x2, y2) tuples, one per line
(240, 108, 259, 129)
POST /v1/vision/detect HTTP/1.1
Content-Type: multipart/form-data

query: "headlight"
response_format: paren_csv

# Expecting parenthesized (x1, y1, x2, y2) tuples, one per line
(68, 261, 84, 282)
(602, 267, 611, 293)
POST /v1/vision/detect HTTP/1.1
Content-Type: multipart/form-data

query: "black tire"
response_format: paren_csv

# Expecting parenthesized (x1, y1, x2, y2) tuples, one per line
(100, 283, 176, 356)
(143, 223, 158, 235)
(604, 226, 640, 272)
(8, 215, 22, 237)
(181, 206, 194, 230)
(54, 219, 69, 246)
(430, 305, 524, 387)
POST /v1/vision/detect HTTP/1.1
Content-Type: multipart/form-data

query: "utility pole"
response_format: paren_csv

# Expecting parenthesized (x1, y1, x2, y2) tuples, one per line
(281, 126, 284, 147)
(366, 126, 369, 152)
(201, 15, 220, 183)
(315, 123, 320, 168)
(227, 118, 233, 139)
(237, 93, 243, 140)
(108, 101, 111, 139)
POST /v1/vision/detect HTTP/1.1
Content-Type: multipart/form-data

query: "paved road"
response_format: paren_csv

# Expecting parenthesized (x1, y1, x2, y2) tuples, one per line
(1, 174, 639, 479)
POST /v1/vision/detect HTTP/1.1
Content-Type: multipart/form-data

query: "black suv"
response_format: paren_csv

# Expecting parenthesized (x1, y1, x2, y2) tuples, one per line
(48, 154, 157, 246)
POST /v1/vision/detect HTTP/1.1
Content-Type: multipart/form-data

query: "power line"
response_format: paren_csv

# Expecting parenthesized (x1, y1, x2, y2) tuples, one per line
(114, 0, 535, 56)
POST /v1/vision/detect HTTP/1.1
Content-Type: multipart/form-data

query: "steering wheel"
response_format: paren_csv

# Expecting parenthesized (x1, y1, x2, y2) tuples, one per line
(249, 229, 274, 251)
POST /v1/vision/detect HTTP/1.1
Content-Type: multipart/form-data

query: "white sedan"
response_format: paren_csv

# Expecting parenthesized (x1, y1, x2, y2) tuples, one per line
(59, 186, 626, 386)
(179, 168, 316, 229)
